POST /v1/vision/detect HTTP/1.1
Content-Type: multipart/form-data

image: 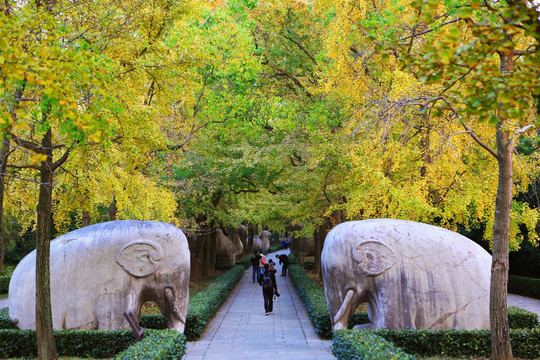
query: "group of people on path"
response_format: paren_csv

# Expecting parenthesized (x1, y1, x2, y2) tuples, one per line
(250, 250, 289, 315)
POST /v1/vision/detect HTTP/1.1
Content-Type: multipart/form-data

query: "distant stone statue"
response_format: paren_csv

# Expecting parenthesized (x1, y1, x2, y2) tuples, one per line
(260, 230, 272, 250)
(9, 220, 190, 332)
(322, 219, 491, 331)
(216, 226, 245, 265)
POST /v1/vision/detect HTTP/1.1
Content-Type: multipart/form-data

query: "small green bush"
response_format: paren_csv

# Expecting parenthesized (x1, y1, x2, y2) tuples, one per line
(333, 329, 415, 360)
(509, 275, 540, 300)
(508, 305, 539, 329)
(115, 330, 186, 360)
(0, 307, 17, 329)
(0, 275, 10, 294)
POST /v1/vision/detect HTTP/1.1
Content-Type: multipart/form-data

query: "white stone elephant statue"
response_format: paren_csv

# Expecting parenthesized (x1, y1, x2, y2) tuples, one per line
(321, 219, 491, 331)
(9, 220, 190, 332)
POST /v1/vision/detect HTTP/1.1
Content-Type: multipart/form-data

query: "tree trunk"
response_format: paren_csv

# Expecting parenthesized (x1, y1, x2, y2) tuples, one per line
(189, 232, 202, 282)
(82, 211, 90, 227)
(0, 132, 9, 274)
(109, 196, 117, 221)
(490, 128, 514, 360)
(202, 225, 212, 276)
(36, 128, 57, 360)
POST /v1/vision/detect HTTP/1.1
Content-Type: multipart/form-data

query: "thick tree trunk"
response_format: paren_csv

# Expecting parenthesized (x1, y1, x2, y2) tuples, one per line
(109, 196, 117, 221)
(36, 129, 57, 360)
(189, 232, 203, 282)
(0, 133, 9, 273)
(490, 121, 514, 360)
(82, 211, 90, 227)
(202, 225, 212, 276)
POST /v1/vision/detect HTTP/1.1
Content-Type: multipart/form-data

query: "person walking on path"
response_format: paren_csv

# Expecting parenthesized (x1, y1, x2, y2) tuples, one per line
(258, 263, 278, 315)
(250, 251, 261, 283)
(276, 253, 289, 276)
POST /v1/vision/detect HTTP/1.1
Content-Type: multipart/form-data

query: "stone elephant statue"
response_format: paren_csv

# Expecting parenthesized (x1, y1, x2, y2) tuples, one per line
(260, 230, 271, 250)
(252, 235, 263, 250)
(290, 236, 314, 265)
(9, 220, 190, 332)
(322, 219, 491, 331)
(216, 226, 245, 265)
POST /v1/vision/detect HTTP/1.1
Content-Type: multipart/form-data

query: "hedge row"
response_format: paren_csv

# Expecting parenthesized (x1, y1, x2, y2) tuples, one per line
(115, 330, 186, 360)
(509, 275, 540, 300)
(333, 329, 414, 360)
(0, 275, 9, 293)
(372, 328, 540, 359)
(0, 328, 137, 358)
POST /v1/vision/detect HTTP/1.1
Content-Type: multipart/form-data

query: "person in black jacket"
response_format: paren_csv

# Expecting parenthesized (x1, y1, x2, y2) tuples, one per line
(258, 263, 278, 315)
(250, 250, 261, 283)
(276, 254, 289, 276)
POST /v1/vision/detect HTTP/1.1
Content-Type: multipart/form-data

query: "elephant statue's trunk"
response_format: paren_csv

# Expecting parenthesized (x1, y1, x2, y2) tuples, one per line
(164, 287, 186, 330)
(333, 289, 355, 330)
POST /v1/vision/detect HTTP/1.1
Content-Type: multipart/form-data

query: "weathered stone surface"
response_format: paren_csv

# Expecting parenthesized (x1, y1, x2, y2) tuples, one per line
(252, 231, 270, 251)
(322, 219, 491, 331)
(9, 220, 190, 332)
(216, 226, 244, 265)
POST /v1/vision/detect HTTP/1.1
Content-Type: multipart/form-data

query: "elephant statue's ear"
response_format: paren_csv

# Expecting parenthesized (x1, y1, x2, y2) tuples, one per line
(352, 240, 397, 276)
(116, 240, 163, 277)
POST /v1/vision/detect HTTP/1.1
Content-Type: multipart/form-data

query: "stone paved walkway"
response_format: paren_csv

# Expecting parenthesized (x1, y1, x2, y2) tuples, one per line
(184, 249, 334, 360)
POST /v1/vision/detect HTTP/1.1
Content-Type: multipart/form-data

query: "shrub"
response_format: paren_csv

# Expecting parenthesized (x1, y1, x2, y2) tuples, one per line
(0, 307, 17, 329)
(375, 328, 540, 359)
(509, 275, 540, 300)
(333, 329, 415, 360)
(0, 275, 9, 294)
(115, 330, 186, 360)
(508, 305, 539, 329)
(0, 329, 135, 358)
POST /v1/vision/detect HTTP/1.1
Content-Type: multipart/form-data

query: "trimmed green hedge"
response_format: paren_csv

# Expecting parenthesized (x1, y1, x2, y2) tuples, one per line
(508, 305, 540, 329)
(115, 329, 186, 360)
(333, 329, 415, 360)
(0, 275, 9, 293)
(509, 275, 540, 300)
(376, 328, 540, 359)
(0, 329, 136, 358)
(333, 328, 540, 360)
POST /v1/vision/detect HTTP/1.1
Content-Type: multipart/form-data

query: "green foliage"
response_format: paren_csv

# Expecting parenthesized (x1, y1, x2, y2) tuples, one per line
(508, 306, 539, 329)
(0, 307, 16, 329)
(509, 275, 540, 300)
(0, 275, 9, 293)
(333, 329, 415, 360)
(334, 328, 540, 359)
(0, 329, 135, 358)
(115, 330, 186, 360)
